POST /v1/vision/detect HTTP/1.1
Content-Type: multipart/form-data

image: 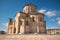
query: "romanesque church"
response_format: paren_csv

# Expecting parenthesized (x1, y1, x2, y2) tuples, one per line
(8, 4, 46, 34)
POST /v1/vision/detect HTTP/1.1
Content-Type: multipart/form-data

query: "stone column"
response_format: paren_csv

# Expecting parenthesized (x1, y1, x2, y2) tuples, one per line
(15, 18, 19, 34)
(8, 18, 12, 34)
(37, 26, 39, 33)
(12, 22, 15, 34)
(15, 17, 20, 34)
(20, 19, 25, 34)
(44, 21, 47, 33)
(8, 27, 10, 34)
(8, 26, 12, 34)
(15, 27, 18, 34)
(7, 25, 9, 34)
(15, 22, 19, 34)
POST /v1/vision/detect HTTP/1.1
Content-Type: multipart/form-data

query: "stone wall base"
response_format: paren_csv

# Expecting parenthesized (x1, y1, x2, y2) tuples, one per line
(0, 34, 60, 40)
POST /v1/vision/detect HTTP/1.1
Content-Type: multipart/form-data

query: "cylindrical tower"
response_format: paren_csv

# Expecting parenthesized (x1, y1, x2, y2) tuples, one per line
(23, 4, 37, 13)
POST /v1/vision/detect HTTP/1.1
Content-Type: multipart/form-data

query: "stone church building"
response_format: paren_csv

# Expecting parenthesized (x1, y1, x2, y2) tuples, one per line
(8, 4, 46, 34)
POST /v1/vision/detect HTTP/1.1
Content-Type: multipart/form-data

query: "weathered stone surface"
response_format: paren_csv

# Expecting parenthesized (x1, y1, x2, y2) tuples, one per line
(0, 34, 60, 40)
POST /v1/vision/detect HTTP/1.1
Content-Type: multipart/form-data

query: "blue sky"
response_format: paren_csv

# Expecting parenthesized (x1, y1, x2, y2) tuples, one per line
(0, 0, 60, 31)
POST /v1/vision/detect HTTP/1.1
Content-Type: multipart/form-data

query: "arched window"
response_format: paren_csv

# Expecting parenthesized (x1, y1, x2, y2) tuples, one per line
(57, 32, 59, 34)
(32, 17, 35, 22)
(20, 21, 22, 25)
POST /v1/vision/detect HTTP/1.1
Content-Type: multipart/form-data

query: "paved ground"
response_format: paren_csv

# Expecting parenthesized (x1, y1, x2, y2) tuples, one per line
(0, 34, 60, 40)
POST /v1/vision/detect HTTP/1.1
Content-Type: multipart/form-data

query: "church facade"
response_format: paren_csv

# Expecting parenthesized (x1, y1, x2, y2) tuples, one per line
(8, 4, 46, 34)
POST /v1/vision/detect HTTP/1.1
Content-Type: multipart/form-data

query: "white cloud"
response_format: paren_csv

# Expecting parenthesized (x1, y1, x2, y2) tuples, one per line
(50, 19, 55, 22)
(38, 9, 58, 17)
(45, 11, 56, 17)
(38, 9, 46, 13)
(0, 22, 8, 31)
(56, 18, 60, 20)
(58, 20, 60, 25)
(47, 26, 59, 29)
(56, 18, 60, 26)
(2, 22, 8, 27)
